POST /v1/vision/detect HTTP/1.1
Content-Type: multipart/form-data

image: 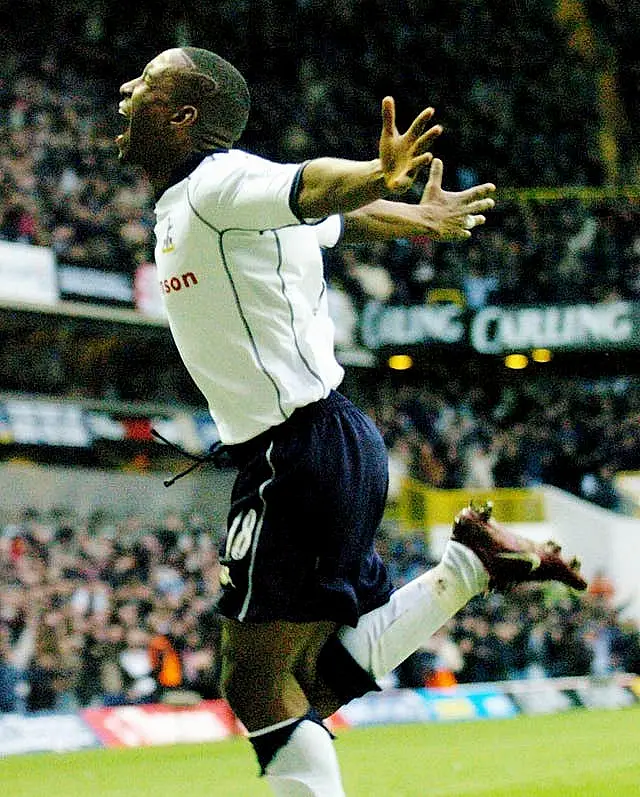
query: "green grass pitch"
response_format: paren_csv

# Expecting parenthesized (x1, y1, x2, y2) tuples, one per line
(4, 707, 640, 796)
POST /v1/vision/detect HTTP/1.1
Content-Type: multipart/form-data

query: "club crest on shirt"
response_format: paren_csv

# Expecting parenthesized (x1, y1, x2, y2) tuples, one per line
(162, 218, 175, 253)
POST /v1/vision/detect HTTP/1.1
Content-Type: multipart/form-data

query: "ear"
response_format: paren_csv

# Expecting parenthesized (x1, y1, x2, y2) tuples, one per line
(171, 105, 198, 127)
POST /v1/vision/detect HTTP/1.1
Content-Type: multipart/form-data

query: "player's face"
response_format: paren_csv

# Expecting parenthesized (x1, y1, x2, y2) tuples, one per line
(116, 49, 188, 170)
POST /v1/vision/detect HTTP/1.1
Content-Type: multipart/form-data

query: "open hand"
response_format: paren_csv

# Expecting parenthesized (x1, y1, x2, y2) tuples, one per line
(379, 97, 443, 194)
(419, 158, 496, 241)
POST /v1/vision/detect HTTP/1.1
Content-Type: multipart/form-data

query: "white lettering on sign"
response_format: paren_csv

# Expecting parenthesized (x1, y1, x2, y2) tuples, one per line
(470, 302, 633, 353)
(361, 302, 465, 348)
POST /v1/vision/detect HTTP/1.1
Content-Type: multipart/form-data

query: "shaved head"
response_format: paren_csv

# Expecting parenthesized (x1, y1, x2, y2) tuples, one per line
(172, 47, 250, 148)
(117, 47, 251, 187)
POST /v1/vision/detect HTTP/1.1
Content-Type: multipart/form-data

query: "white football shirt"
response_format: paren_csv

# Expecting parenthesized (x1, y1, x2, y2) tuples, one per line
(154, 149, 345, 444)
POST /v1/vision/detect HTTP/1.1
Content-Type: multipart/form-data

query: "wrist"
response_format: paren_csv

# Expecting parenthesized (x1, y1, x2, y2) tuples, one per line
(367, 159, 392, 197)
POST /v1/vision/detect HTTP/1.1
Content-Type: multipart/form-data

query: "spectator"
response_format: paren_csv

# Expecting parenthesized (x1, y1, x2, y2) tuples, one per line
(580, 463, 625, 512)
(118, 627, 156, 704)
(0, 627, 19, 713)
(148, 613, 186, 701)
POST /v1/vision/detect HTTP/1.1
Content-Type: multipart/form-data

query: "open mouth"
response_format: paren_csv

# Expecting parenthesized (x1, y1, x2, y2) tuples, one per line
(115, 105, 131, 146)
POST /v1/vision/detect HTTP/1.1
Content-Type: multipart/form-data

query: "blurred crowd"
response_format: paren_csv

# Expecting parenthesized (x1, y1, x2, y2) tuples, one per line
(1, 2, 640, 308)
(0, 506, 225, 713)
(328, 196, 640, 312)
(369, 365, 639, 511)
(1, 1, 640, 715)
(0, 506, 638, 715)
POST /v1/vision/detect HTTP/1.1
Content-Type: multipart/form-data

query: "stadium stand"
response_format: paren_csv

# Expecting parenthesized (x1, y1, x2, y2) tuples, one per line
(1, 504, 638, 711)
(1, 1, 639, 713)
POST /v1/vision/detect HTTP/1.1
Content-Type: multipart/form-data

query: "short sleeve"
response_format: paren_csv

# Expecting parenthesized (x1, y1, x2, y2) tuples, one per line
(189, 152, 304, 231)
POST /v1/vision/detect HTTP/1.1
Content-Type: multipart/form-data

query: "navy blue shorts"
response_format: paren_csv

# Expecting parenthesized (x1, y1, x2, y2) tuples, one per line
(216, 391, 393, 626)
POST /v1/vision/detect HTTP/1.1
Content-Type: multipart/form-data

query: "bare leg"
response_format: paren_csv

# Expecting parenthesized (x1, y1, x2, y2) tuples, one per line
(220, 618, 345, 797)
(220, 618, 331, 730)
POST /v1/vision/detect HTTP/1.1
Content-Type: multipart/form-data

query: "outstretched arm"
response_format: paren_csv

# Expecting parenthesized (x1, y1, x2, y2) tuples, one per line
(296, 97, 442, 218)
(341, 158, 496, 243)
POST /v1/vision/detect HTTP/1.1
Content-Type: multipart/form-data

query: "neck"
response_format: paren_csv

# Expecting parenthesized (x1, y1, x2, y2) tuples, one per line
(152, 149, 224, 200)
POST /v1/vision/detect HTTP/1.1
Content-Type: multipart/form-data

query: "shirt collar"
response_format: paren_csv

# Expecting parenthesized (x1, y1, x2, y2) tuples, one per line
(155, 148, 227, 201)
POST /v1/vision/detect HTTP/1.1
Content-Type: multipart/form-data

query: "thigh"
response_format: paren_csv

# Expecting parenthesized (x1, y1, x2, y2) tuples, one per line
(220, 617, 337, 731)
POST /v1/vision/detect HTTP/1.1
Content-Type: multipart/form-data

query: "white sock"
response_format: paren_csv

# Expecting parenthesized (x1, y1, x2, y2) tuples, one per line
(264, 719, 346, 797)
(337, 540, 489, 679)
